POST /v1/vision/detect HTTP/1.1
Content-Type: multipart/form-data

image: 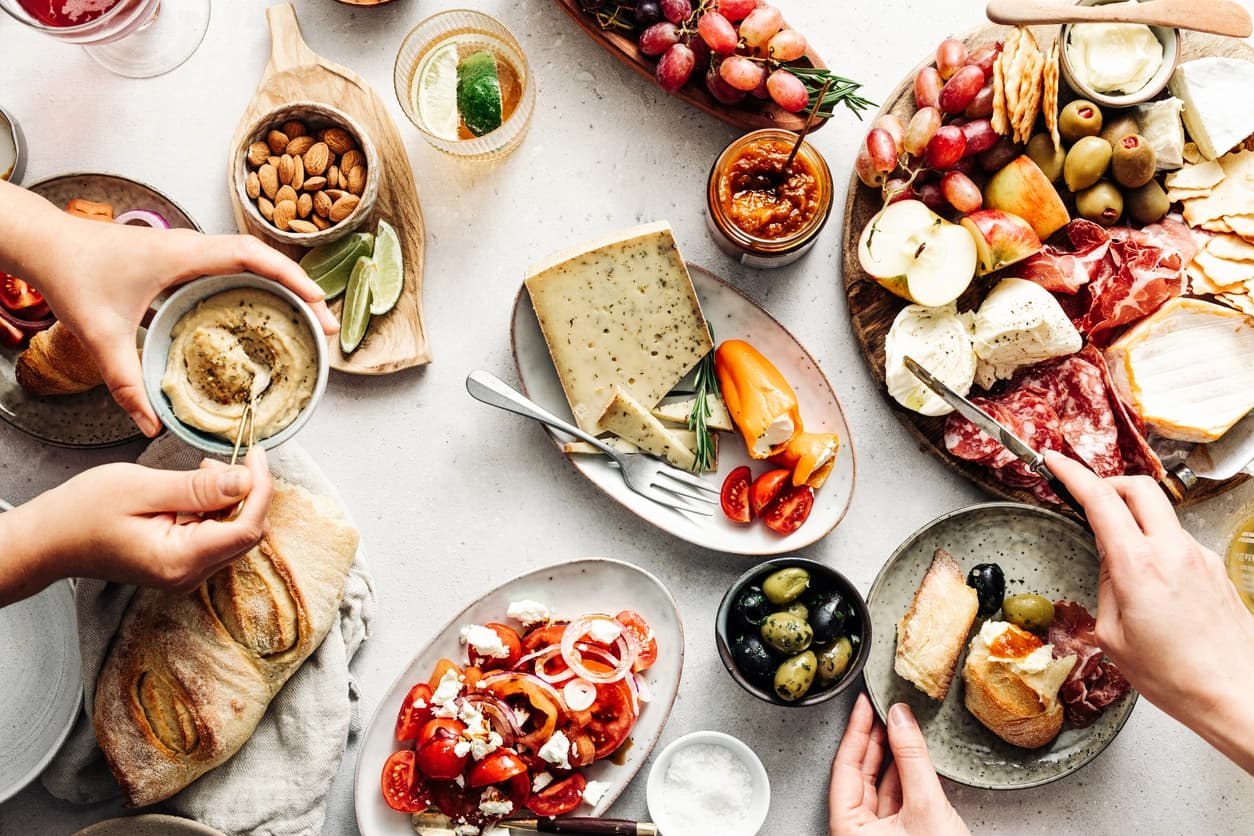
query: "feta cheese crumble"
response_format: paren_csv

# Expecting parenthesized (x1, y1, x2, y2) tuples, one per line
(538, 730, 572, 770)
(460, 624, 511, 659)
(586, 619, 622, 645)
(506, 599, 551, 627)
(582, 779, 612, 807)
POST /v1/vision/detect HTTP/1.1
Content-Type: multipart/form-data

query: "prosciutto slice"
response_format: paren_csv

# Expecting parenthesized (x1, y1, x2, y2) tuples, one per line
(1017, 219, 1112, 294)
(1048, 601, 1131, 728)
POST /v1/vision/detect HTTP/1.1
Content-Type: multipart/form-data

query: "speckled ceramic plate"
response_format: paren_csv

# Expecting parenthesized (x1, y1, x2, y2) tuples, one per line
(864, 503, 1137, 790)
(73, 814, 226, 835)
(0, 173, 200, 448)
(0, 578, 80, 804)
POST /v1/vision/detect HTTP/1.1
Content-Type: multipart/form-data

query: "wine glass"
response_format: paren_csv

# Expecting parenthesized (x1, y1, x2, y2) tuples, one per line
(0, 0, 211, 79)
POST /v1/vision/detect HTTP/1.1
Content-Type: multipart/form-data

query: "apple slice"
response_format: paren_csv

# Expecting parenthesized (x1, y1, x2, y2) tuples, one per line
(858, 199, 977, 307)
(983, 156, 1070, 240)
(960, 210, 1043, 276)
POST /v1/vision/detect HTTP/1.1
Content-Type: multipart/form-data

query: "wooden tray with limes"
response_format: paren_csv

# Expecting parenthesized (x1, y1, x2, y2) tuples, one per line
(227, 2, 430, 374)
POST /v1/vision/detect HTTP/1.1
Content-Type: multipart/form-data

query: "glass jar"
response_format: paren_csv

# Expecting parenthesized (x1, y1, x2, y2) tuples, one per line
(707, 128, 833, 269)
(1226, 511, 1254, 616)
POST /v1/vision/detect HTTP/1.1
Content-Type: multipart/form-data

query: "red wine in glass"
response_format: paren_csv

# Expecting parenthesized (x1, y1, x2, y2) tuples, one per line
(15, 0, 120, 27)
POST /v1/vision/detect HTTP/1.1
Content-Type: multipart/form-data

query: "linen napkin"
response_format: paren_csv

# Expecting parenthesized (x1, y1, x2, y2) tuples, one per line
(42, 435, 377, 836)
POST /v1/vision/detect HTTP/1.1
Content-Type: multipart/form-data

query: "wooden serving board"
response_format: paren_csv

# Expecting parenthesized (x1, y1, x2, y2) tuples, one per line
(841, 24, 1253, 509)
(228, 3, 430, 375)
(553, 0, 829, 133)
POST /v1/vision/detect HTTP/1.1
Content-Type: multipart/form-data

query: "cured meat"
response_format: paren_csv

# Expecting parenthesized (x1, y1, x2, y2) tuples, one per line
(1079, 232, 1186, 344)
(1017, 219, 1112, 294)
(1048, 601, 1131, 728)
(1129, 217, 1203, 265)
(1020, 351, 1124, 477)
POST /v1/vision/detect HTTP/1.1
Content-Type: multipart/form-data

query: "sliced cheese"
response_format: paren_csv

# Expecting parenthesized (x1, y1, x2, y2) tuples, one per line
(884, 302, 976, 416)
(597, 387, 698, 471)
(563, 430, 718, 471)
(524, 222, 713, 433)
(1104, 297, 1254, 443)
(1168, 58, 1254, 160)
(651, 393, 733, 431)
(1135, 97, 1185, 171)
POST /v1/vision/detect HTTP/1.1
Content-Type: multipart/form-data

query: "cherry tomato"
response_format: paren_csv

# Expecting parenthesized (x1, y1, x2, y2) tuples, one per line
(720, 465, 752, 523)
(0, 273, 43, 314)
(749, 468, 791, 517)
(427, 658, 463, 691)
(527, 773, 587, 817)
(762, 484, 815, 534)
(467, 749, 528, 788)
(615, 610, 658, 672)
(587, 677, 637, 759)
(395, 682, 434, 743)
(430, 780, 482, 823)
(566, 728, 597, 767)
(468, 623, 522, 671)
(0, 317, 24, 349)
(416, 734, 469, 780)
(381, 750, 430, 813)
(504, 771, 531, 810)
(417, 717, 466, 747)
(462, 666, 483, 692)
(521, 622, 568, 657)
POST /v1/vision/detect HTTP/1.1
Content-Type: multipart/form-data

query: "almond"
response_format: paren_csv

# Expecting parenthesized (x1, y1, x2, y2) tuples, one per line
(321, 126, 355, 155)
(275, 184, 298, 206)
(297, 192, 313, 218)
(311, 213, 331, 231)
(266, 129, 290, 156)
(346, 165, 366, 196)
(329, 194, 360, 223)
(257, 196, 276, 221)
(313, 190, 333, 218)
(282, 120, 308, 139)
(291, 155, 305, 191)
(273, 199, 297, 231)
(278, 154, 294, 186)
(247, 142, 270, 168)
(302, 176, 327, 192)
(286, 135, 315, 156)
(326, 165, 341, 190)
(325, 188, 348, 202)
(268, 155, 280, 168)
(339, 149, 364, 173)
(288, 219, 319, 234)
(245, 171, 261, 200)
(303, 142, 330, 176)
(258, 164, 279, 199)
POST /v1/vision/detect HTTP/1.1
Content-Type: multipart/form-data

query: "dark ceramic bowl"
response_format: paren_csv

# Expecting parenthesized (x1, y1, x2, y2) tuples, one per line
(716, 556, 871, 707)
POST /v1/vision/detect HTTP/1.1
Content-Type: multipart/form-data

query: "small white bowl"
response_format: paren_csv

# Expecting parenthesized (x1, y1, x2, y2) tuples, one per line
(1059, 0, 1181, 108)
(646, 730, 770, 836)
(141, 273, 329, 456)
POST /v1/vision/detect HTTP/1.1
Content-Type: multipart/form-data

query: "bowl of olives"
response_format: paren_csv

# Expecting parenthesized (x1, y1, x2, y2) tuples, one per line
(716, 557, 870, 706)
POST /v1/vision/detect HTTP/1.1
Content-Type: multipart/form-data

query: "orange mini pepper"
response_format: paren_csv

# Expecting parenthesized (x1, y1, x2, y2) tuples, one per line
(769, 430, 841, 488)
(65, 198, 114, 222)
(715, 339, 802, 459)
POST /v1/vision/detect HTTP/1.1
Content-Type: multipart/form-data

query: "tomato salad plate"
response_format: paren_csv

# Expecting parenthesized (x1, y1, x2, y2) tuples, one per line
(355, 558, 683, 834)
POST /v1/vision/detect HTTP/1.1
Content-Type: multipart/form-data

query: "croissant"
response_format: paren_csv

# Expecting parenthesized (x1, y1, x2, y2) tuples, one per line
(93, 480, 359, 807)
(15, 322, 104, 396)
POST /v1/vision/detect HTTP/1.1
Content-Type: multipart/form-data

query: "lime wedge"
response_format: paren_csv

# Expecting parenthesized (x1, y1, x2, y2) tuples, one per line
(302, 233, 374, 300)
(368, 220, 404, 316)
(415, 42, 461, 141)
(300, 232, 373, 280)
(340, 256, 375, 354)
(457, 50, 503, 137)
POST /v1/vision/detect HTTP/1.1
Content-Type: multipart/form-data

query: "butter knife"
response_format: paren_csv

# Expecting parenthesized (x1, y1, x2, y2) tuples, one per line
(411, 812, 657, 835)
(903, 356, 1087, 520)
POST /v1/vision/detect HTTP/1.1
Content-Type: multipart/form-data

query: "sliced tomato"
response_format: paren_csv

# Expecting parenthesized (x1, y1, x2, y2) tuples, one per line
(468, 623, 522, 671)
(763, 484, 815, 535)
(483, 672, 562, 751)
(467, 749, 528, 788)
(749, 468, 792, 516)
(381, 750, 430, 813)
(587, 677, 636, 760)
(720, 465, 753, 523)
(615, 610, 658, 672)
(504, 771, 531, 811)
(527, 773, 587, 817)
(395, 682, 434, 743)
(0, 273, 42, 313)
(427, 658, 463, 691)
(0, 316, 24, 349)
(417, 734, 468, 781)
(566, 727, 596, 767)
(521, 622, 568, 657)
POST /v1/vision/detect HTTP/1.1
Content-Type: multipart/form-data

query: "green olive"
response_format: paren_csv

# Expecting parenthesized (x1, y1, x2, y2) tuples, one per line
(1099, 112, 1139, 146)
(1076, 181, 1124, 227)
(816, 636, 854, 684)
(785, 601, 809, 621)
(1059, 99, 1103, 144)
(1026, 133, 1066, 182)
(1111, 134, 1156, 188)
(762, 567, 811, 605)
(774, 650, 817, 701)
(1126, 179, 1170, 225)
(1064, 136, 1113, 192)
(760, 611, 813, 654)
(1002, 594, 1055, 633)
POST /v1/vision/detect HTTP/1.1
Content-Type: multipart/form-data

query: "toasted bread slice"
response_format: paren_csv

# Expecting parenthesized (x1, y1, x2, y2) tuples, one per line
(894, 549, 979, 700)
(962, 627, 1077, 749)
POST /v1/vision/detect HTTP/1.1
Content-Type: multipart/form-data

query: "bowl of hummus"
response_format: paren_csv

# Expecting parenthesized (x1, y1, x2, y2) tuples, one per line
(142, 274, 329, 455)
(1060, 0, 1181, 107)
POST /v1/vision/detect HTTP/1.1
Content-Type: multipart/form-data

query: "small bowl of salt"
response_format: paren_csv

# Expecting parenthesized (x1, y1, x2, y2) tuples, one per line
(646, 730, 770, 836)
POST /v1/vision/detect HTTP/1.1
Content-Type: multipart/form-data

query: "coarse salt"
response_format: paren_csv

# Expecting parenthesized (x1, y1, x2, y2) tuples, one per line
(656, 743, 754, 835)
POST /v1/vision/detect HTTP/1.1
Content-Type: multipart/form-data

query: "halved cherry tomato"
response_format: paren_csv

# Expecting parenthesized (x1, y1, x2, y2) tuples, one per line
(427, 658, 463, 691)
(527, 773, 587, 817)
(615, 610, 658, 672)
(416, 718, 465, 748)
(430, 780, 481, 823)
(749, 468, 791, 517)
(521, 622, 567, 657)
(381, 750, 430, 813)
(416, 734, 468, 780)
(467, 749, 528, 788)
(0, 273, 42, 314)
(504, 771, 531, 811)
(0, 317, 24, 349)
(720, 465, 753, 523)
(468, 623, 522, 671)
(763, 484, 815, 534)
(587, 678, 636, 759)
(566, 727, 596, 767)
(395, 682, 434, 742)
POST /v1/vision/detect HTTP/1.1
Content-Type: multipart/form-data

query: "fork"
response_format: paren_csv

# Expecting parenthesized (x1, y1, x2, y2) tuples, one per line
(465, 370, 719, 516)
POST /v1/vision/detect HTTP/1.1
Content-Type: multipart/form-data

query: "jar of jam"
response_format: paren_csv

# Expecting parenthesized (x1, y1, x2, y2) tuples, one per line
(707, 128, 833, 269)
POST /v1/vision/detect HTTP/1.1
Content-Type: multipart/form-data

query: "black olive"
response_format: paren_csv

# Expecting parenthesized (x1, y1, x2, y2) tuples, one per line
(735, 585, 772, 626)
(966, 563, 1006, 618)
(809, 593, 848, 644)
(732, 634, 777, 684)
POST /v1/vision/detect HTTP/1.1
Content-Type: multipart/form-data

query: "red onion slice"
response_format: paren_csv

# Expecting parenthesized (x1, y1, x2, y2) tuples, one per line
(562, 679, 597, 712)
(115, 209, 170, 229)
(560, 616, 637, 684)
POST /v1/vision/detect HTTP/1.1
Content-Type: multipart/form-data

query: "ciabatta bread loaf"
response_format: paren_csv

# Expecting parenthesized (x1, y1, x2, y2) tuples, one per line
(894, 549, 979, 700)
(93, 480, 358, 806)
(15, 322, 104, 395)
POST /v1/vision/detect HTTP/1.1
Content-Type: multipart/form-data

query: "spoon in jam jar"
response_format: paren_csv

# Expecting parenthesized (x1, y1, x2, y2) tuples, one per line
(755, 78, 832, 191)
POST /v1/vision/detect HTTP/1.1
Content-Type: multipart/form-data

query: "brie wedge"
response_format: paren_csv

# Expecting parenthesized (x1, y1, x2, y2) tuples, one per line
(972, 278, 1082, 390)
(1135, 97, 1185, 171)
(1168, 58, 1254, 160)
(884, 303, 977, 416)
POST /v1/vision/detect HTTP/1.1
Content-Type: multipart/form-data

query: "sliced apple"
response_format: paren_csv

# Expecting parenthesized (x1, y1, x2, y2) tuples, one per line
(983, 155, 1071, 240)
(858, 200, 977, 307)
(960, 209, 1043, 276)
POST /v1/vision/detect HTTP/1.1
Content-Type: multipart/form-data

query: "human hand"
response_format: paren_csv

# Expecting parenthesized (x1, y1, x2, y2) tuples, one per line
(829, 694, 969, 836)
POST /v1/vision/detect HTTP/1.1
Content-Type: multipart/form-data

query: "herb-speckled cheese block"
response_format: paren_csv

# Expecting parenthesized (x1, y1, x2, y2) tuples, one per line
(524, 222, 713, 433)
(563, 431, 718, 471)
(598, 387, 698, 471)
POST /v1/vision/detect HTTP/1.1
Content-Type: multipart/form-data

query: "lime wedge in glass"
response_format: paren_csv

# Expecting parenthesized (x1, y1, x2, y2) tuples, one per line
(301, 232, 374, 300)
(457, 50, 503, 137)
(369, 219, 404, 316)
(415, 42, 461, 141)
(340, 256, 375, 354)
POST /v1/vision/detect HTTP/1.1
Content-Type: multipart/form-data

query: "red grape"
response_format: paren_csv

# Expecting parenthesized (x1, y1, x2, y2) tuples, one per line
(657, 43, 695, 92)
(914, 66, 943, 110)
(716, 0, 757, 23)
(698, 12, 738, 54)
(765, 68, 808, 112)
(951, 156, 978, 177)
(903, 106, 941, 156)
(660, 0, 692, 25)
(866, 128, 898, 174)
(749, 74, 771, 99)
(977, 136, 1020, 172)
(941, 171, 982, 213)
(938, 65, 985, 114)
(740, 6, 783, 54)
(967, 43, 1000, 82)
(685, 33, 711, 68)
(963, 84, 994, 118)
(720, 55, 766, 92)
(635, 1, 662, 25)
(960, 118, 998, 156)
(706, 68, 746, 104)
(873, 114, 905, 156)
(855, 146, 882, 188)
(768, 29, 807, 62)
(639, 22, 680, 57)
(925, 125, 967, 170)
(914, 180, 947, 212)
(936, 38, 968, 81)
(882, 177, 915, 205)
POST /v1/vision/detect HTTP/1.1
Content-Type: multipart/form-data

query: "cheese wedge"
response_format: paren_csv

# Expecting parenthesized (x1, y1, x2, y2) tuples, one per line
(651, 394, 733, 431)
(524, 222, 713, 433)
(562, 431, 718, 471)
(1134, 97, 1185, 171)
(1104, 297, 1254, 442)
(598, 387, 698, 471)
(1168, 58, 1254, 160)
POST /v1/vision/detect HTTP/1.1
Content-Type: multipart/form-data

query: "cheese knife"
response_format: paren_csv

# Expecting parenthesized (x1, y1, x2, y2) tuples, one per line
(903, 356, 1087, 520)
(410, 811, 657, 835)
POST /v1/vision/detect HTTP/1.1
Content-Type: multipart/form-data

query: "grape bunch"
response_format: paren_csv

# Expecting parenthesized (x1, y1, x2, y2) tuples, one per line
(855, 37, 1017, 215)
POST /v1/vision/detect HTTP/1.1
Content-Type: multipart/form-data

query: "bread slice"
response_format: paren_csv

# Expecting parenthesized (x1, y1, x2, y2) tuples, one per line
(962, 627, 1077, 749)
(894, 549, 979, 700)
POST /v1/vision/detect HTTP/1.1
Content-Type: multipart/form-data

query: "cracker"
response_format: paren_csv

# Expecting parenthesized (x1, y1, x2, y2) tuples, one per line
(1043, 42, 1060, 150)
(1207, 233, 1254, 262)
(1167, 188, 1215, 203)
(1183, 142, 1203, 164)
(1188, 263, 1222, 295)
(1224, 214, 1254, 240)
(1201, 218, 1235, 233)
(992, 42, 1009, 136)
(1194, 250, 1254, 287)
(1165, 159, 1225, 191)
(1218, 292, 1254, 316)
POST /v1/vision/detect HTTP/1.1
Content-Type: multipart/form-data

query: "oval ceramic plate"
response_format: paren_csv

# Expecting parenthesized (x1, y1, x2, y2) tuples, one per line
(354, 558, 684, 834)
(0, 173, 200, 448)
(0, 579, 81, 804)
(863, 503, 1136, 790)
(73, 815, 226, 836)
(511, 263, 856, 555)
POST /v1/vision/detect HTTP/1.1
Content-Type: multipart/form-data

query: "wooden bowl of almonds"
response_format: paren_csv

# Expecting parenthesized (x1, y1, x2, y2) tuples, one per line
(233, 101, 379, 247)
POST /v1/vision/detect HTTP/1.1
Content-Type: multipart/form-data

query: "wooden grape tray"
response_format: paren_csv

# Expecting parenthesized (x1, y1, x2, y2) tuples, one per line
(841, 24, 1252, 509)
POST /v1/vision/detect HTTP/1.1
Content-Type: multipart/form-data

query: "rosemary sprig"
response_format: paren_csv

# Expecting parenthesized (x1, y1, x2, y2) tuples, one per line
(788, 66, 877, 120)
(688, 327, 720, 472)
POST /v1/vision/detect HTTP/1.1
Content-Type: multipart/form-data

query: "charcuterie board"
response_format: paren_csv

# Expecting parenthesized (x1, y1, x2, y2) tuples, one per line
(841, 24, 1254, 509)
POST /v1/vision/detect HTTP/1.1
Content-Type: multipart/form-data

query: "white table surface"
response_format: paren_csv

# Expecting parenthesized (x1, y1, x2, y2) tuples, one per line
(1, 1, 1252, 833)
